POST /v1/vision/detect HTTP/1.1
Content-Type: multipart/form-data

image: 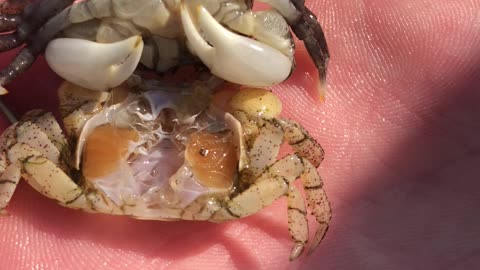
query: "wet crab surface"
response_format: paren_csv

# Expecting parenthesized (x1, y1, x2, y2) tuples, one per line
(1, 1, 480, 270)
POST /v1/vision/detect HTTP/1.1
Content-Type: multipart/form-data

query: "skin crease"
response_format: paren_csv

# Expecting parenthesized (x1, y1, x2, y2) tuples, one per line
(0, 0, 479, 269)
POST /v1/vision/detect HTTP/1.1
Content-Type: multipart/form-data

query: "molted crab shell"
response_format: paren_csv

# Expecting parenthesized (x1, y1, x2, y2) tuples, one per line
(0, 79, 331, 260)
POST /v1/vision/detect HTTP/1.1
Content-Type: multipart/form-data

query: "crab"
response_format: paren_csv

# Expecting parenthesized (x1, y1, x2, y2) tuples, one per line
(0, 77, 331, 261)
(0, 0, 329, 99)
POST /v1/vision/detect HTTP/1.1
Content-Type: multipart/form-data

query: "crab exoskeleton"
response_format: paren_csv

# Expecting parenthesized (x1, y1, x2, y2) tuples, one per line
(0, 77, 331, 260)
(0, 0, 329, 99)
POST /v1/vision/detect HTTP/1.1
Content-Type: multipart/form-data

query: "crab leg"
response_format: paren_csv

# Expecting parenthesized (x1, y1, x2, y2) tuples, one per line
(8, 143, 86, 205)
(300, 157, 331, 254)
(213, 155, 301, 220)
(287, 185, 309, 260)
(1, 115, 121, 214)
(290, 1, 329, 100)
(0, 13, 21, 32)
(0, 0, 74, 48)
(279, 119, 325, 167)
(213, 154, 317, 259)
(0, 111, 71, 211)
(244, 120, 284, 178)
(258, 0, 330, 100)
(0, 114, 64, 212)
(21, 110, 68, 152)
(278, 118, 331, 252)
(0, 123, 19, 212)
(57, 81, 111, 137)
(0, 0, 74, 91)
(0, 0, 27, 32)
(0, 161, 21, 212)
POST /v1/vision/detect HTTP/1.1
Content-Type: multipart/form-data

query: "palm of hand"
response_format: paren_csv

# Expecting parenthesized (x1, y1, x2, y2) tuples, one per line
(0, 1, 479, 269)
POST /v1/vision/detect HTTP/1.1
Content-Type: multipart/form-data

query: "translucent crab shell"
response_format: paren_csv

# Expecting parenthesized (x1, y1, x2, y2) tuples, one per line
(0, 80, 330, 260)
(43, 81, 249, 219)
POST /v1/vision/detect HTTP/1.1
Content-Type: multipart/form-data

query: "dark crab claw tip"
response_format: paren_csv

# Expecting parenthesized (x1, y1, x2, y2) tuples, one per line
(307, 223, 329, 255)
(289, 0, 330, 102)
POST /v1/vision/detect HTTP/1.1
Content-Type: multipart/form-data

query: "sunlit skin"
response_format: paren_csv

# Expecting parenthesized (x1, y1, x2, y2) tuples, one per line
(0, 0, 479, 269)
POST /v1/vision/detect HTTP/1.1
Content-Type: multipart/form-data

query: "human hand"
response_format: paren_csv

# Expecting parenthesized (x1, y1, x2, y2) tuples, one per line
(0, 1, 479, 269)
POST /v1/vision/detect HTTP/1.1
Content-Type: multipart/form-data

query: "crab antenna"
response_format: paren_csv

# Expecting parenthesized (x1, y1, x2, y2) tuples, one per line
(0, 98, 17, 123)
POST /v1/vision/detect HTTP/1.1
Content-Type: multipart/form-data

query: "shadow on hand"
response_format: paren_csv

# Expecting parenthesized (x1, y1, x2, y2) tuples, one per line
(303, 51, 480, 269)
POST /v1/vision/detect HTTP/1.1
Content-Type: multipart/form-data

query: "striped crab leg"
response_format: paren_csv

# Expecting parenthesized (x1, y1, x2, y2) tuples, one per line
(211, 153, 330, 260)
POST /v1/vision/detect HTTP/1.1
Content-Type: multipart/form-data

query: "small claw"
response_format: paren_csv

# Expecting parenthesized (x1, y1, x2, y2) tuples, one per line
(45, 36, 144, 91)
(181, 5, 292, 86)
(308, 222, 329, 255)
(290, 242, 305, 261)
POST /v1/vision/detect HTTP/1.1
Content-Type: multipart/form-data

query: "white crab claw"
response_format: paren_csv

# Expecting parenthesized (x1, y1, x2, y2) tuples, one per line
(45, 36, 144, 91)
(181, 5, 292, 86)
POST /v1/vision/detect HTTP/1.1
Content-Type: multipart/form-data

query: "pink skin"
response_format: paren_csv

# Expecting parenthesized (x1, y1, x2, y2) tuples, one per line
(0, 0, 479, 269)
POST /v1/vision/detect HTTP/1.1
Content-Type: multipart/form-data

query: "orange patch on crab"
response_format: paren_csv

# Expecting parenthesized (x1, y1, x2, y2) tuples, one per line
(83, 124, 139, 180)
(185, 132, 237, 189)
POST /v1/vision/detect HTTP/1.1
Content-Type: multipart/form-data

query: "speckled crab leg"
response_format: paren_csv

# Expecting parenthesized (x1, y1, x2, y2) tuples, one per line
(300, 156, 331, 254)
(0, 110, 66, 209)
(0, 0, 74, 90)
(0, 161, 21, 212)
(280, 118, 331, 254)
(279, 118, 325, 167)
(213, 155, 300, 220)
(0, 124, 20, 212)
(287, 185, 309, 260)
(212, 154, 319, 260)
(0, 109, 122, 214)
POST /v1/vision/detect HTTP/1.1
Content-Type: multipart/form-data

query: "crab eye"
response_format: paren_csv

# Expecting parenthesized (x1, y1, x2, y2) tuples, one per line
(185, 131, 237, 190)
(82, 124, 140, 181)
